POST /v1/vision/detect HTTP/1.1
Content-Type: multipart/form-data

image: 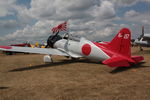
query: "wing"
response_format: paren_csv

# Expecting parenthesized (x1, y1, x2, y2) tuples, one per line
(0, 45, 68, 56)
(143, 34, 150, 39)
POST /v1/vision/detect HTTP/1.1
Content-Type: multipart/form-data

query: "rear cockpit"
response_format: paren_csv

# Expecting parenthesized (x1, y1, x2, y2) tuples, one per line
(46, 34, 62, 48)
(46, 32, 80, 48)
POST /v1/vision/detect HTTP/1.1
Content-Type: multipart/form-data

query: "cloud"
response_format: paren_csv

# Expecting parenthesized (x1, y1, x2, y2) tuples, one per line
(14, 5, 33, 24)
(111, 0, 150, 8)
(0, 0, 17, 17)
(145, 0, 150, 3)
(111, 0, 139, 7)
(1, 0, 118, 42)
(22, 0, 96, 20)
(17, 0, 115, 21)
(1, 0, 150, 44)
(0, 20, 19, 29)
(0, 20, 23, 38)
(124, 10, 139, 17)
(92, 0, 116, 20)
(2, 20, 52, 40)
(0, 0, 32, 37)
(92, 26, 115, 38)
(124, 10, 150, 25)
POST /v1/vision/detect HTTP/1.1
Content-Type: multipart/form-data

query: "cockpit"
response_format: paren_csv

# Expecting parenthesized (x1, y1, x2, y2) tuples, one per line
(46, 32, 80, 48)
(46, 34, 62, 48)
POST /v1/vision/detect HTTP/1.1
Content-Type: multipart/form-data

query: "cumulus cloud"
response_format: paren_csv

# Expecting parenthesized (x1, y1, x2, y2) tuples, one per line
(124, 10, 139, 17)
(111, 0, 139, 7)
(0, 0, 17, 17)
(144, 0, 150, 2)
(1, 0, 118, 42)
(14, 5, 33, 24)
(124, 10, 150, 25)
(22, 0, 115, 21)
(0, 20, 19, 29)
(22, 0, 96, 21)
(1, 20, 52, 40)
(111, 0, 150, 8)
(92, 26, 115, 38)
(1, 0, 150, 44)
(92, 0, 116, 20)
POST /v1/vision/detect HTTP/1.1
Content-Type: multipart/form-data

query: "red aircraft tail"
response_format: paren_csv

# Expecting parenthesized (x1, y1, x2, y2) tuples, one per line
(102, 28, 144, 67)
(109, 28, 131, 57)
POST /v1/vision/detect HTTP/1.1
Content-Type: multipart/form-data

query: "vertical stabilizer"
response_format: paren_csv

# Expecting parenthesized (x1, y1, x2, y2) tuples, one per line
(109, 28, 131, 57)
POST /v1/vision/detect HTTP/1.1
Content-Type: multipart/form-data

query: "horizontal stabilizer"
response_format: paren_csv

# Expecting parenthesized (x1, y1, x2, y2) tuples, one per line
(102, 56, 130, 67)
(131, 56, 144, 63)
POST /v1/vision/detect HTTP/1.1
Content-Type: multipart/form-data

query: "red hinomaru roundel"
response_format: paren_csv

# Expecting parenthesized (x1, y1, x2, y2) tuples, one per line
(82, 44, 91, 56)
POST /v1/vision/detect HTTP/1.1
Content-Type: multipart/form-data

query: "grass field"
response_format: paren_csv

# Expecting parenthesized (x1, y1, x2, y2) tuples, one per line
(0, 47, 150, 100)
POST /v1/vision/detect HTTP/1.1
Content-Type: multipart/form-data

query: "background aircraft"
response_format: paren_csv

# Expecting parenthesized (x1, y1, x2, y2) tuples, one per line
(3, 42, 31, 55)
(0, 22, 144, 67)
(134, 26, 150, 51)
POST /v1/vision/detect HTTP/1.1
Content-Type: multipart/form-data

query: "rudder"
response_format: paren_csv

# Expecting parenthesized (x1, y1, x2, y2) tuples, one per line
(108, 28, 131, 57)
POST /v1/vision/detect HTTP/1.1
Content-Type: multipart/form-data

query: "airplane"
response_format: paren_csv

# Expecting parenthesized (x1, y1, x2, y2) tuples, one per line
(134, 26, 150, 51)
(0, 22, 144, 67)
(3, 42, 31, 55)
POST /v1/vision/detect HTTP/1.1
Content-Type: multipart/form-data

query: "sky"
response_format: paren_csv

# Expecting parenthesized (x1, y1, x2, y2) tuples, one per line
(0, 0, 150, 45)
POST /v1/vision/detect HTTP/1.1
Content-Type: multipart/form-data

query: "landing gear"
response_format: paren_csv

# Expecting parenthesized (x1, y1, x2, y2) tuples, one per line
(43, 55, 53, 63)
(71, 57, 80, 60)
(139, 46, 143, 51)
(5, 51, 13, 55)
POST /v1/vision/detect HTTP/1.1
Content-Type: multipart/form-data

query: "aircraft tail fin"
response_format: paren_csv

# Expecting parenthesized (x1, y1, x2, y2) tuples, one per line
(139, 26, 144, 40)
(108, 28, 131, 57)
(102, 28, 144, 67)
(142, 26, 144, 36)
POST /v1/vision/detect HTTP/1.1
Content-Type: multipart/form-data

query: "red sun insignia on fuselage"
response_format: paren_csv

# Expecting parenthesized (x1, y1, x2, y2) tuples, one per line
(82, 44, 91, 56)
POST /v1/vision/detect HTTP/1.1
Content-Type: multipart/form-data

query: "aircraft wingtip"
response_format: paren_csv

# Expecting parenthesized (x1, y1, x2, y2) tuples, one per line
(0, 46, 12, 49)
